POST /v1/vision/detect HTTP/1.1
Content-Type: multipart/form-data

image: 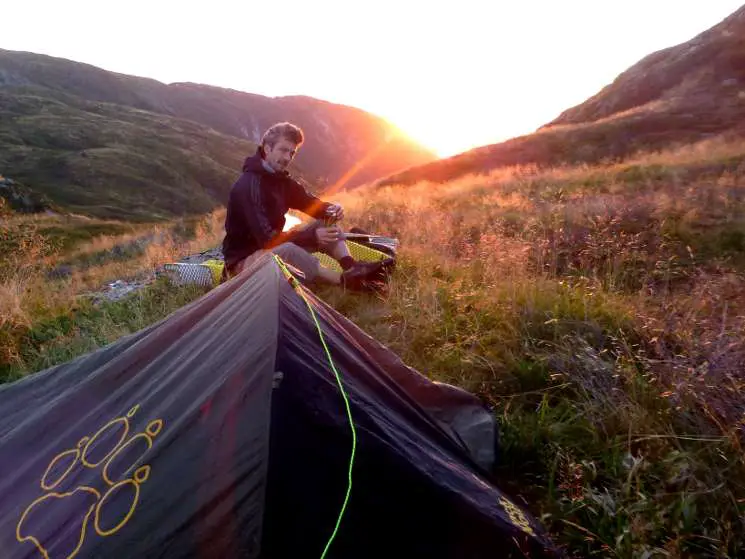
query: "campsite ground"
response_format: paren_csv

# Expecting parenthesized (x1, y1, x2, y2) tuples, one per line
(3, 135, 745, 557)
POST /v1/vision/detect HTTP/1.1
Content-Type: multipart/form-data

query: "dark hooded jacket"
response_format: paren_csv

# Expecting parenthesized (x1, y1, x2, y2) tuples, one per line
(222, 148, 332, 272)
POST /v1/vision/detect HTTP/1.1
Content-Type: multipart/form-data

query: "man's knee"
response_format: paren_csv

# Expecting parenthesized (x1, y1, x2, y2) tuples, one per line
(317, 238, 345, 256)
(272, 242, 320, 281)
(273, 241, 308, 258)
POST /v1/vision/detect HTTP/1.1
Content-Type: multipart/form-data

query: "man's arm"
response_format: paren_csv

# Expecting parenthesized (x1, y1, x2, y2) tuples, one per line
(233, 174, 278, 249)
(285, 178, 332, 220)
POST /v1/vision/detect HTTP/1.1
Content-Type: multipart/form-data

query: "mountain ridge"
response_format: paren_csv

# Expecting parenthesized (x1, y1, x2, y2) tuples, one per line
(376, 5, 745, 187)
(546, 5, 745, 127)
(0, 48, 436, 188)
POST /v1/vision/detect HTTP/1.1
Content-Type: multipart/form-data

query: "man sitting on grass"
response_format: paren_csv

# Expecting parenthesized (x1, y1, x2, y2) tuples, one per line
(221, 121, 393, 290)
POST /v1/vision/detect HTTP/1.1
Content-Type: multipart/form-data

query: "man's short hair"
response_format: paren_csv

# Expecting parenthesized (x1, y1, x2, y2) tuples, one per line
(261, 122, 304, 150)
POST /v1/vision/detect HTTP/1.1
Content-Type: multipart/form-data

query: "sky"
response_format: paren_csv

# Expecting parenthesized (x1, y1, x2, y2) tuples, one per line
(3, 0, 743, 157)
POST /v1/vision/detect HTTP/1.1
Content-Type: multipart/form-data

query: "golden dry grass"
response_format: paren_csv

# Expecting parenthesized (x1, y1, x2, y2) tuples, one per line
(318, 137, 745, 557)
(3, 137, 745, 556)
(0, 208, 226, 368)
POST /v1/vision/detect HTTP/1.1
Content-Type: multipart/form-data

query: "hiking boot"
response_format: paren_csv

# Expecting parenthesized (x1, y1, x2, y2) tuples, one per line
(350, 257, 395, 281)
(340, 263, 373, 291)
(341, 258, 394, 291)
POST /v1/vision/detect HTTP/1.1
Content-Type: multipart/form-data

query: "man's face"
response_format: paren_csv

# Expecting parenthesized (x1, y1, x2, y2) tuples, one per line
(263, 138, 298, 172)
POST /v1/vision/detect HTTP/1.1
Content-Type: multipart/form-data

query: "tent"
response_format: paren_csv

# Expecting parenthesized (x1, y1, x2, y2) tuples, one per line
(0, 251, 560, 558)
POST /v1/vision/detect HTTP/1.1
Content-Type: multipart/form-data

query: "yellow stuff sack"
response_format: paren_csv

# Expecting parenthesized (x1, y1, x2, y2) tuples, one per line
(201, 259, 225, 285)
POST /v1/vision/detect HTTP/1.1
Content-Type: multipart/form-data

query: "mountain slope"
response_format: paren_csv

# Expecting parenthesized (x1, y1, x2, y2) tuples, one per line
(378, 5, 745, 187)
(0, 88, 259, 220)
(547, 5, 745, 126)
(0, 49, 436, 188)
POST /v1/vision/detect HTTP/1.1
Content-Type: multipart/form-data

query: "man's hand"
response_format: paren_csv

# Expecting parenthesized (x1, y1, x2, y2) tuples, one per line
(315, 226, 342, 245)
(325, 203, 344, 222)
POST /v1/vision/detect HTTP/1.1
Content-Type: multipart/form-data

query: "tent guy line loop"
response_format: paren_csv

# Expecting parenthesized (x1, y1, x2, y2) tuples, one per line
(273, 254, 357, 559)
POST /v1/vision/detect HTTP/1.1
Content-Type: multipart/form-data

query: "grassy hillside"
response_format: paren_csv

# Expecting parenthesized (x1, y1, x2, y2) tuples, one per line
(3, 137, 745, 556)
(0, 209, 224, 375)
(0, 49, 437, 189)
(0, 88, 264, 220)
(547, 6, 745, 126)
(378, 6, 745, 188)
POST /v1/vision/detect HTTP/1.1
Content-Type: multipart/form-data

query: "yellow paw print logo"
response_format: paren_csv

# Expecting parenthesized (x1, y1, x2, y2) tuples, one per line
(498, 496, 535, 537)
(16, 405, 164, 559)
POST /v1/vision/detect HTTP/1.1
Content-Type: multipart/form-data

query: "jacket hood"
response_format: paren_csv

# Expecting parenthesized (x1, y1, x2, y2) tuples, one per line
(242, 147, 268, 174)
